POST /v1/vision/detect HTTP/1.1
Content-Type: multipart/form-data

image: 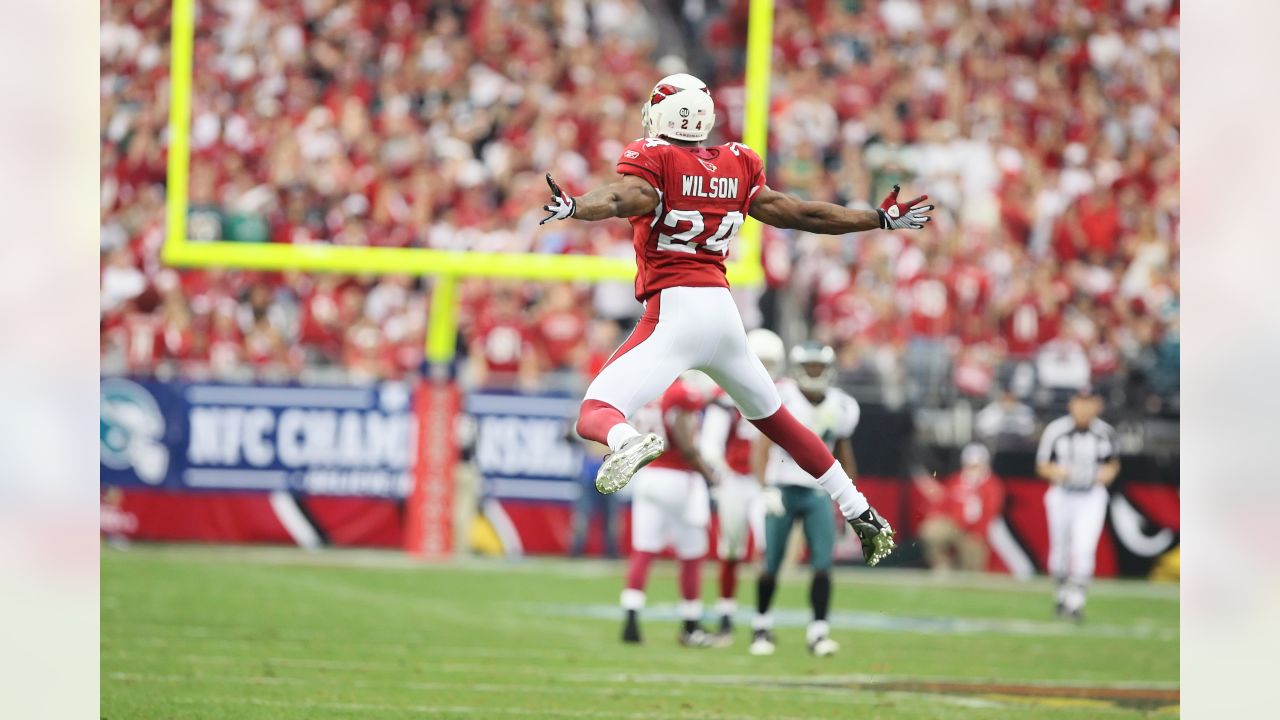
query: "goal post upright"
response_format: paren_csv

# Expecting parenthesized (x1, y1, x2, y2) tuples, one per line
(738, 0, 774, 280)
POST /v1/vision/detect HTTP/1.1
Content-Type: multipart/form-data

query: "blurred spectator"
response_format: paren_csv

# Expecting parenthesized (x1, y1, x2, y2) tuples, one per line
(468, 285, 537, 390)
(974, 389, 1038, 449)
(98, 0, 1179, 422)
(1036, 334, 1091, 395)
(916, 444, 1005, 573)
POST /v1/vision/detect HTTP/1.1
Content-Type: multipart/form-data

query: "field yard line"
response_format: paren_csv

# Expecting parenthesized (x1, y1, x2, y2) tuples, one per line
(530, 602, 1178, 641)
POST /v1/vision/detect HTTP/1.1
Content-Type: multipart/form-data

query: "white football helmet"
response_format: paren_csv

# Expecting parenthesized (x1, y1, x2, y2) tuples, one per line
(747, 328, 786, 379)
(641, 73, 716, 142)
(790, 341, 837, 396)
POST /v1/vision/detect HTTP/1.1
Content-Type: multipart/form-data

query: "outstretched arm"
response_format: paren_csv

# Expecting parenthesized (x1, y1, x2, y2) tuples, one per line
(748, 184, 933, 234)
(540, 173, 660, 224)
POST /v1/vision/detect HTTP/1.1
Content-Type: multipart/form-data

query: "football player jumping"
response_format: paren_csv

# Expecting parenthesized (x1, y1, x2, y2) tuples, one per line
(540, 73, 932, 566)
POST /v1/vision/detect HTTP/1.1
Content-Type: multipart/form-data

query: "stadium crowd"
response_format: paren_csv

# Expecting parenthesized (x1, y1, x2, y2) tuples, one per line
(101, 0, 1179, 416)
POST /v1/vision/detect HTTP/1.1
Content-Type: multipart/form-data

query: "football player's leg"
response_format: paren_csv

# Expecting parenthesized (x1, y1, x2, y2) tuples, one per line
(750, 491, 794, 655)
(757, 497, 793, 617)
(580, 299, 690, 493)
(702, 334, 874, 526)
(799, 488, 838, 654)
(714, 476, 747, 617)
(579, 296, 682, 448)
(622, 472, 665, 642)
(674, 479, 711, 647)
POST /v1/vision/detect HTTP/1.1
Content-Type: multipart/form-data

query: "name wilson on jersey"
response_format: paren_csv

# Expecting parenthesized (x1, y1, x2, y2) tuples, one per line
(682, 175, 739, 199)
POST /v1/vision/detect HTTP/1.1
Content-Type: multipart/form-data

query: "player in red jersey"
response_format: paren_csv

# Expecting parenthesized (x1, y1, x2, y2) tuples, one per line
(540, 73, 933, 565)
(621, 374, 718, 647)
(699, 329, 783, 645)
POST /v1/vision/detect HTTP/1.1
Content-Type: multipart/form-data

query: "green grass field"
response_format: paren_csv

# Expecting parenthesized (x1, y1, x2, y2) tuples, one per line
(102, 545, 1178, 719)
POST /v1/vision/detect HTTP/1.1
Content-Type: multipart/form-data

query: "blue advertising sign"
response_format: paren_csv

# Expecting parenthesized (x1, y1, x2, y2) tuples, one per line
(464, 391, 584, 502)
(100, 378, 415, 497)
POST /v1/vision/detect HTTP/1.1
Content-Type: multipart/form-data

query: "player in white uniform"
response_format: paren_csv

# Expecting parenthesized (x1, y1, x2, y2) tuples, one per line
(541, 73, 934, 566)
(621, 373, 718, 647)
(699, 329, 782, 645)
(1035, 386, 1120, 622)
(749, 342, 861, 657)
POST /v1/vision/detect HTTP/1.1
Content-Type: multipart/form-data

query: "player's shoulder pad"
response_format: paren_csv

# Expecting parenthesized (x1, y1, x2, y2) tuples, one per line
(832, 387, 860, 409)
(832, 388, 861, 425)
(624, 136, 671, 153)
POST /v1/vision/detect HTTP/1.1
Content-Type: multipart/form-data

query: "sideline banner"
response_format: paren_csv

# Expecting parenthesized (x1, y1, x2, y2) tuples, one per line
(100, 377, 415, 497)
(465, 390, 584, 502)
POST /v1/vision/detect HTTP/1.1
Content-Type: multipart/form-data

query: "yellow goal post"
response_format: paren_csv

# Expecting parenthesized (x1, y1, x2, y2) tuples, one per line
(161, 0, 774, 364)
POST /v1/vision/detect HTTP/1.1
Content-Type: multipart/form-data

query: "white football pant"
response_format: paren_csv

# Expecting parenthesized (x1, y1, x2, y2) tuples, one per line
(585, 286, 783, 421)
(716, 472, 764, 561)
(630, 467, 710, 559)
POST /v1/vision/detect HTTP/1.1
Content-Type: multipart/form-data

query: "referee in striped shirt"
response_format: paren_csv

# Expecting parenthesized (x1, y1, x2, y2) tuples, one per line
(1036, 386, 1120, 622)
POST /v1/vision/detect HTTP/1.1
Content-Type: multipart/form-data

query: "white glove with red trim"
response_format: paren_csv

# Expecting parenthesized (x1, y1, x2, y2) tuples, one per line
(877, 184, 933, 230)
(540, 173, 576, 225)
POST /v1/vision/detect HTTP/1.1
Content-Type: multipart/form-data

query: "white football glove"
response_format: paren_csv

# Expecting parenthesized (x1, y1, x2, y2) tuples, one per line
(540, 173, 576, 225)
(761, 486, 785, 517)
(877, 184, 933, 230)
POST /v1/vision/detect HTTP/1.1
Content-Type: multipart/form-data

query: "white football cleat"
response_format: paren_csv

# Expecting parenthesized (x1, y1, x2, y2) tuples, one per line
(808, 636, 840, 657)
(595, 433, 665, 494)
(678, 627, 714, 648)
(748, 629, 776, 656)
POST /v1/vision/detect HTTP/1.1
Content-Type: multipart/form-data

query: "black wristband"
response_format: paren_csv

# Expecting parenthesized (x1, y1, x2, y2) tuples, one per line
(876, 208, 889, 230)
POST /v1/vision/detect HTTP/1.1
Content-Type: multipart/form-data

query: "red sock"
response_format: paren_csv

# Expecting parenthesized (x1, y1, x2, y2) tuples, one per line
(576, 399, 626, 446)
(678, 557, 702, 601)
(719, 560, 738, 601)
(625, 551, 655, 591)
(749, 406, 839, 478)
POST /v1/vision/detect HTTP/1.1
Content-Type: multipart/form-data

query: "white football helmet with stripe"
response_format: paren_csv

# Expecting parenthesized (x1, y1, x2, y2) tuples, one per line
(747, 328, 786, 380)
(642, 73, 716, 142)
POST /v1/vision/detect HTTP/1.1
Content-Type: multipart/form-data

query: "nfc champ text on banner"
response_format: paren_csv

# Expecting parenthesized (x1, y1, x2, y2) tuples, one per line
(101, 378, 415, 497)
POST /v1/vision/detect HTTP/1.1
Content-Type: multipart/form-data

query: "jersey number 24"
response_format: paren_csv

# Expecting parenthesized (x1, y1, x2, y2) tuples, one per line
(657, 209, 745, 255)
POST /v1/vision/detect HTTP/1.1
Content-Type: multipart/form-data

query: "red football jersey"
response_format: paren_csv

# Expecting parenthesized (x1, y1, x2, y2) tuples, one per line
(632, 378, 707, 472)
(615, 138, 766, 300)
(721, 400, 757, 476)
